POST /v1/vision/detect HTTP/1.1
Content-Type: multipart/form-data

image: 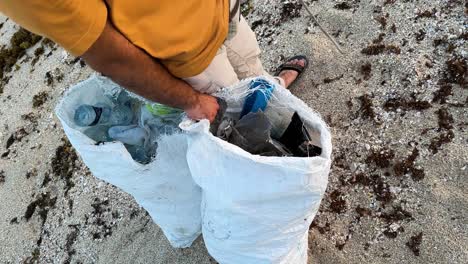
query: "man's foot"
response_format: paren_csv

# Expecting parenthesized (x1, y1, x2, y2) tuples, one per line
(276, 56, 309, 88)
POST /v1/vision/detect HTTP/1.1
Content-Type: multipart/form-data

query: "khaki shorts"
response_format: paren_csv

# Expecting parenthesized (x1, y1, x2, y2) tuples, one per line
(183, 3, 284, 94)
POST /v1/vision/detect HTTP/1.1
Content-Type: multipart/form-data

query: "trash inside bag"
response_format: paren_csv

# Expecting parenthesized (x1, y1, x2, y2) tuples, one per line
(73, 89, 184, 164)
(181, 76, 332, 264)
(56, 76, 203, 248)
(211, 78, 322, 157)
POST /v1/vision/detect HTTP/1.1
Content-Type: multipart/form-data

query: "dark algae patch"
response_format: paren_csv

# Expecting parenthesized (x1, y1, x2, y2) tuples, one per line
(393, 148, 425, 181)
(0, 170, 5, 184)
(436, 108, 454, 130)
(444, 58, 467, 88)
(64, 226, 79, 264)
(329, 190, 346, 213)
(381, 205, 413, 223)
(45, 71, 54, 86)
(406, 232, 423, 256)
(334, 2, 352, 10)
(26, 168, 38, 179)
(0, 28, 42, 79)
(429, 130, 454, 154)
(31, 46, 45, 66)
(432, 84, 452, 104)
(24, 192, 57, 224)
(45, 68, 65, 86)
(357, 94, 376, 119)
(355, 206, 372, 218)
(5, 127, 28, 149)
(32, 91, 49, 108)
(280, 1, 302, 22)
(366, 148, 395, 168)
(51, 139, 78, 196)
(373, 176, 393, 203)
(415, 9, 436, 20)
(349, 173, 394, 204)
(372, 33, 386, 44)
(360, 63, 372, 80)
(88, 198, 114, 239)
(429, 107, 455, 154)
(383, 97, 431, 111)
(361, 44, 401, 55)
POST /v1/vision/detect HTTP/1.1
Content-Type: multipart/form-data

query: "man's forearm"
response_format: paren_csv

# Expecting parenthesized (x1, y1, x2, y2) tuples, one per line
(81, 22, 200, 110)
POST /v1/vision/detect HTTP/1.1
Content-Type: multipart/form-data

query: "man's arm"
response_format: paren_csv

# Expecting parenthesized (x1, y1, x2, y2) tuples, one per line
(81, 21, 219, 122)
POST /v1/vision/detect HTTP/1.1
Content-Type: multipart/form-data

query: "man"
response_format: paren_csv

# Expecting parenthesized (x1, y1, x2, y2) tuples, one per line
(0, 0, 307, 122)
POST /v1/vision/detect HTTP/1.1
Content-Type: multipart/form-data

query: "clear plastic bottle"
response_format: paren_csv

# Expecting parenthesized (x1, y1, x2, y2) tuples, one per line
(83, 125, 112, 142)
(108, 125, 154, 164)
(108, 125, 148, 146)
(74, 103, 134, 127)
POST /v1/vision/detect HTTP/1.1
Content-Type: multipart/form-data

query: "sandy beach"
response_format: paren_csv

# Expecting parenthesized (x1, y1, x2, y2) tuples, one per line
(0, 0, 466, 263)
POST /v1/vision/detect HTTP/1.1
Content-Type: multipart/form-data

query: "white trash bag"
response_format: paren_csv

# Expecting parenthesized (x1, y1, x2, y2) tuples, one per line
(55, 76, 201, 248)
(181, 77, 332, 264)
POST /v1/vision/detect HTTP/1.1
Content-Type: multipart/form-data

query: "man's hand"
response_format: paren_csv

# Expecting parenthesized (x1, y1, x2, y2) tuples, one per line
(185, 94, 219, 122)
(81, 21, 219, 122)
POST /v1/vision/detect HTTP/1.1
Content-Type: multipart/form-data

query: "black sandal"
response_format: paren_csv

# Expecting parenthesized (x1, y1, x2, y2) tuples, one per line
(275, 55, 309, 85)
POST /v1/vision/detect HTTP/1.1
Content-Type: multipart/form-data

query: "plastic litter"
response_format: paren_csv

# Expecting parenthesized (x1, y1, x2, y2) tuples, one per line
(211, 78, 321, 158)
(71, 88, 184, 164)
(74, 103, 134, 127)
(108, 125, 148, 146)
(82, 125, 112, 142)
(181, 76, 332, 264)
(56, 75, 332, 263)
(56, 76, 201, 248)
(240, 78, 274, 118)
(279, 112, 322, 157)
(228, 111, 292, 156)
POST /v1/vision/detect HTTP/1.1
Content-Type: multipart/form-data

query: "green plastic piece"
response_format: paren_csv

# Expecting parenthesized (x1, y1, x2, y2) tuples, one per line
(145, 103, 182, 116)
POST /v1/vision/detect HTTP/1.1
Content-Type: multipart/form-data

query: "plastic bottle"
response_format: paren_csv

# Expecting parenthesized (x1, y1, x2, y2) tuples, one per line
(108, 125, 154, 164)
(108, 125, 148, 146)
(83, 125, 112, 142)
(264, 104, 295, 139)
(74, 103, 134, 127)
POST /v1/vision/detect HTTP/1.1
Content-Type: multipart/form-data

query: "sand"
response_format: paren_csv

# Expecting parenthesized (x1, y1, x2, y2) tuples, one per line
(0, 0, 466, 263)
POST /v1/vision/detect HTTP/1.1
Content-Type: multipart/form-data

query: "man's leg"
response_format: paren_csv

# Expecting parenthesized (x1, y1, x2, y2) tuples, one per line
(225, 16, 308, 88)
(182, 45, 239, 94)
(223, 17, 286, 87)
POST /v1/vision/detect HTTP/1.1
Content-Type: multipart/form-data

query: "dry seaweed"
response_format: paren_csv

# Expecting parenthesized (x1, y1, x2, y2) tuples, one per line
(51, 139, 78, 196)
(32, 91, 49, 108)
(329, 190, 347, 213)
(0, 28, 42, 79)
(429, 130, 454, 154)
(393, 148, 425, 181)
(383, 97, 431, 111)
(432, 84, 452, 104)
(361, 44, 401, 55)
(436, 108, 454, 130)
(357, 94, 376, 119)
(443, 58, 467, 88)
(406, 232, 423, 256)
(334, 2, 352, 10)
(366, 148, 395, 168)
(360, 63, 372, 80)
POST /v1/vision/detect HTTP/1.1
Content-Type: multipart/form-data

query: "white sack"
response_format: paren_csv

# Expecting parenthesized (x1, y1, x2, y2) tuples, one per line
(55, 76, 201, 248)
(181, 77, 332, 264)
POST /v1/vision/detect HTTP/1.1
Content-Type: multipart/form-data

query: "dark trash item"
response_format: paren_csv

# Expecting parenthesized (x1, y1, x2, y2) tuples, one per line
(216, 117, 235, 140)
(210, 97, 228, 135)
(228, 111, 292, 156)
(279, 112, 322, 157)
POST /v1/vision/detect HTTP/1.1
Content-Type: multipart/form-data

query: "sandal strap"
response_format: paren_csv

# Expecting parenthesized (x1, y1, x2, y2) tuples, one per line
(278, 64, 305, 74)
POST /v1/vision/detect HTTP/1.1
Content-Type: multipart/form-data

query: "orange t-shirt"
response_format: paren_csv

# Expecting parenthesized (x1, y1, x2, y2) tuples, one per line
(0, 0, 229, 78)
